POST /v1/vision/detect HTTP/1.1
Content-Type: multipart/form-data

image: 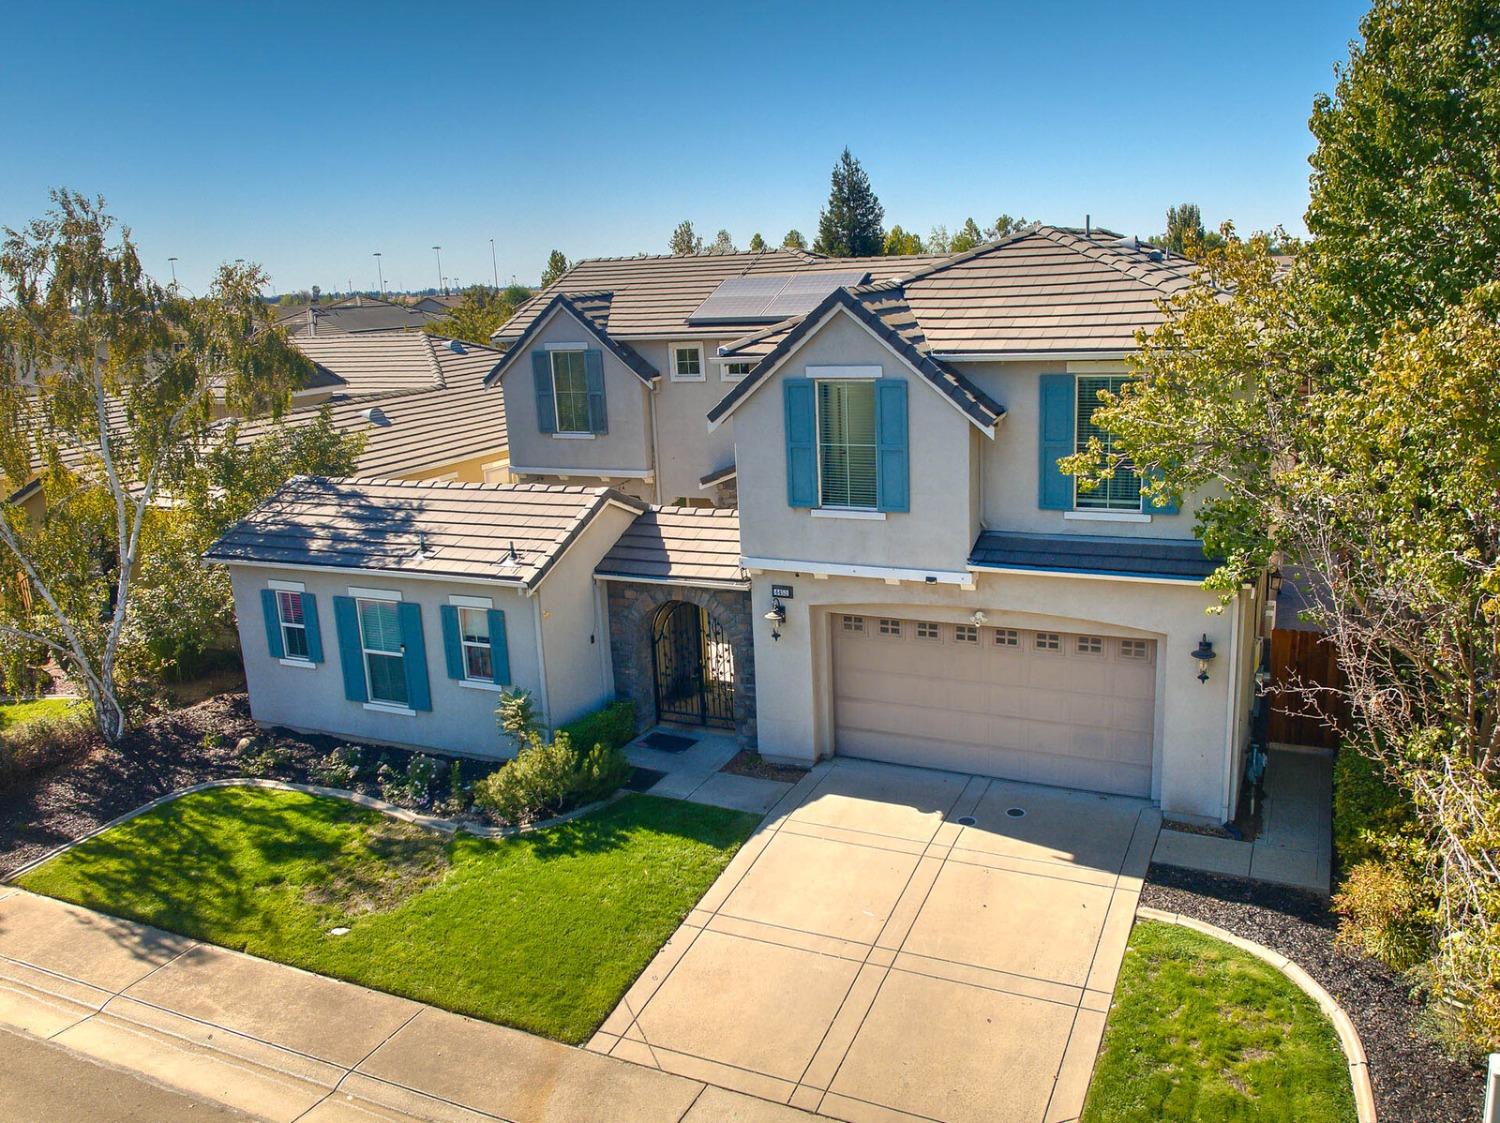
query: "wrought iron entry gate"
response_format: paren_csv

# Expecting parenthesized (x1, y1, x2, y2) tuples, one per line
(652, 601, 735, 727)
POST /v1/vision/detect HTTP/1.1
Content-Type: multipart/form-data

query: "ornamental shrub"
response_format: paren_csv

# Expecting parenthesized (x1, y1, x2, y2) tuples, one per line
(558, 700, 637, 754)
(473, 729, 633, 826)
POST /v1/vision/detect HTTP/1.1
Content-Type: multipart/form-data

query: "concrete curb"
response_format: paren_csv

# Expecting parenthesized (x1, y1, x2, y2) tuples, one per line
(5, 777, 624, 881)
(1136, 905, 1377, 1123)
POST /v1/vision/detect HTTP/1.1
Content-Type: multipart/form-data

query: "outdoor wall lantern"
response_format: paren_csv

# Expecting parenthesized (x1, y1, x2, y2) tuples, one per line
(971, 611, 988, 627)
(1191, 634, 1217, 683)
(764, 599, 787, 642)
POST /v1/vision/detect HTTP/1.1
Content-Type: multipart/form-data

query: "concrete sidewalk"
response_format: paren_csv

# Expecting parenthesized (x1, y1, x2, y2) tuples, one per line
(0, 888, 813, 1123)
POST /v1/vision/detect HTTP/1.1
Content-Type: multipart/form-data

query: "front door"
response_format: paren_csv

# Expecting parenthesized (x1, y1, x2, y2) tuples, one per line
(652, 601, 735, 728)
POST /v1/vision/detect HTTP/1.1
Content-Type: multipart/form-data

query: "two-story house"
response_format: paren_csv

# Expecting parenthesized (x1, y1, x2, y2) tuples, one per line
(210, 226, 1265, 826)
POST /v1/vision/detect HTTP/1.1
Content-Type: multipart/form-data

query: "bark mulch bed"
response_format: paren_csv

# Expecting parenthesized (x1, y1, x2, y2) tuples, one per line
(0, 693, 500, 879)
(1143, 863, 1483, 1123)
(721, 749, 809, 784)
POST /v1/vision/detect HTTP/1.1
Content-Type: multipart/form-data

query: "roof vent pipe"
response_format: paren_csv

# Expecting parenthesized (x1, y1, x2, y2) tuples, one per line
(1085, 214, 1091, 238)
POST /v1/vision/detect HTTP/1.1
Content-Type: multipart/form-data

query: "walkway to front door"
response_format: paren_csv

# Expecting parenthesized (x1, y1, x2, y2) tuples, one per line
(589, 759, 1161, 1123)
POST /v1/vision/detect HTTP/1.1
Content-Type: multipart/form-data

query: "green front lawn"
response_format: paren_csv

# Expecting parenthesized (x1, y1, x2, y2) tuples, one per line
(0, 697, 75, 731)
(1082, 920, 1356, 1123)
(18, 787, 759, 1043)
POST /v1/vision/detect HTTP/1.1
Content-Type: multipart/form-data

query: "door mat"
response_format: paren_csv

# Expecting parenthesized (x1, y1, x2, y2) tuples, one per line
(625, 767, 667, 792)
(642, 731, 697, 753)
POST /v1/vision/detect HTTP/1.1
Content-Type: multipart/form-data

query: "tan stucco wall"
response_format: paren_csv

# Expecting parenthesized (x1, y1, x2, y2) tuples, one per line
(402, 448, 510, 485)
(632, 339, 738, 504)
(497, 308, 653, 479)
(747, 566, 1247, 825)
(729, 310, 981, 572)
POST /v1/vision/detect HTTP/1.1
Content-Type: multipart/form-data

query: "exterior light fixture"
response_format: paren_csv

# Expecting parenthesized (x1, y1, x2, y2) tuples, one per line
(763, 599, 787, 641)
(971, 611, 988, 627)
(1191, 634, 1216, 683)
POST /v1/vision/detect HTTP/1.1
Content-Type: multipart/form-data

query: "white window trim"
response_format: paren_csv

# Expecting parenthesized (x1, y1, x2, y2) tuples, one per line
(458, 678, 504, 693)
(550, 349, 593, 435)
(807, 365, 882, 380)
(279, 657, 316, 669)
(363, 701, 416, 717)
(355, 596, 408, 708)
(1065, 510, 1152, 524)
(455, 604, 495, 685)
(544, 341, 588, 351)
(717, 358, 754, 383)
(449, 594, 493, 609)
(813, 378, 881, 515)
(272, 588, 310, 663)
(1073, 375, 1145, 515)
(348, 586, 400, 602)
(669, 342, 706, 382)
(810, 508, 886, 521)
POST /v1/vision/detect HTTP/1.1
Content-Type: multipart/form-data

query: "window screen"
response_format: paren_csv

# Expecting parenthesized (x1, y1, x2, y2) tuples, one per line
(817, 380, 877, 508)
(1075, 375, 1142, 511)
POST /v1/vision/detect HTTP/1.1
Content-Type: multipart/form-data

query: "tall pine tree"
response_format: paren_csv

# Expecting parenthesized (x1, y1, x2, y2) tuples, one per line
(813, 149, 885, 256)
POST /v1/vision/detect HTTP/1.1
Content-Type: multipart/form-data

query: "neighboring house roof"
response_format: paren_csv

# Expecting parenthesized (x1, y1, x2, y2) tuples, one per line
(413, 294, 464, 312)
(206, 477, 646, 588)
(699, 462, 736, 488)
(594, 505, 747, 588)
(231, 336, 507, 478)
(279, 298, 442, 337)
(483, 293, 659, 387)
(968, 531, 1218, 583)
(291, 333, 466, 397)
(706, 287, 1007, 433)
(492, 249, 945, 343)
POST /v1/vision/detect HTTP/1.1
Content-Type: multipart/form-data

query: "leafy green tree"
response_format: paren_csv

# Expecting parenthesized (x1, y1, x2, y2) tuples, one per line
(882, 226, 924, 255)
(948, 218, 985, 253)
(1149, 203, 1228, 257)
(1305, 0, 1500, 362)
(985, 214, 1030, 239)
(0, 191, 335, 741)
(1063, 0, 1500, 1052)
(424, 284, 531, 346)
(748, 232, 766, 253)
(669, 220, 702, 256)
(813, 148, 885, 256)
(709, 229, 736, 254)
(926, 225, 951, 253)
(781, 229, 807, 251)
(540, 250, 570, 288)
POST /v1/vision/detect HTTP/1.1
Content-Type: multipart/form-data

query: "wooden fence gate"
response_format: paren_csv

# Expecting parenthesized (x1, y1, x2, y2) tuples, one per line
(1267, 628, 1347, 749)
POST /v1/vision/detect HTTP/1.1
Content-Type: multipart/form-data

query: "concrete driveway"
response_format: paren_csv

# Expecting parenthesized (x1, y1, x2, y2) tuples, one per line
(590, 758, 1161, 1123)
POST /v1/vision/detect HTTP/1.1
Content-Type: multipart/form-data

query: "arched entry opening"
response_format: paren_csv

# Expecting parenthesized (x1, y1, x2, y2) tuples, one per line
(651, 600, 735, 727)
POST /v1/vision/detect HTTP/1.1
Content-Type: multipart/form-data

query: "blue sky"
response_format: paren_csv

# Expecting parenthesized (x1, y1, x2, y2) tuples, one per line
(1, 1, 1366, 295)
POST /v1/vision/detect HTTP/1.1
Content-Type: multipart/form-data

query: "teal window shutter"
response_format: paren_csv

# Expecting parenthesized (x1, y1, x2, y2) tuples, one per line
(783, 378, 817, 508)
(875, 379, 909, 513)
(488, 609, 511, 685)
(398, 602, 431, 711)
(532, 351, 556, 434)
(440, 604, 464, 679)
(583, 349, 608, 433)
(332, 596, 367, 702)
(1037, 373, 1076, 510)
(259, 589, 284, 659)
(301, 593, 324, 663)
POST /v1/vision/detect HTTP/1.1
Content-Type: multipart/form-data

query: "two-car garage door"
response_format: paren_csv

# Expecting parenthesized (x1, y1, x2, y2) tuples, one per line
(831, 614, 1157, 797)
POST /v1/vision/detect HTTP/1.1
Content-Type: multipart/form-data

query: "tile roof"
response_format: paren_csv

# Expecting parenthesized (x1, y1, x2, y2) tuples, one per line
(485, 293, 658, 387)
(231, 336, 507, 478)
(492, 249, 945, 343)
(279, 298, 442, 337)
(595, 506, 747, 588)
(206, 477, 646, 588)
(292, 332, 463, 397)
(706, 288, 1006, 432)
(895, 227, 1198, 354)
(968, 531, 1218, 582)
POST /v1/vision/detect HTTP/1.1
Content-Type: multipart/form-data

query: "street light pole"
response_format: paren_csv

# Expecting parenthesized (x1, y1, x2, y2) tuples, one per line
(490, 238, 499, 290)
(373, 252, 384, 295)
(167, 257, 178, 286)
(432, 246, 444, 294)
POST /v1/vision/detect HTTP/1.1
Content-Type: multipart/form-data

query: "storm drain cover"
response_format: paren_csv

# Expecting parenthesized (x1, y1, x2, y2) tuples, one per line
(956, 815, 977, 826)
(1006, 807, 1026, 819)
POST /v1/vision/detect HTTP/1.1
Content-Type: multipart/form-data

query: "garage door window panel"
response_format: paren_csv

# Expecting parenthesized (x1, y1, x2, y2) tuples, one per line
(878, 618, 902, 638)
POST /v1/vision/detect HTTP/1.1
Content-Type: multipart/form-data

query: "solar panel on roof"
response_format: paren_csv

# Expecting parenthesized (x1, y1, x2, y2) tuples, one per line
(687, 271, 870, 325)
